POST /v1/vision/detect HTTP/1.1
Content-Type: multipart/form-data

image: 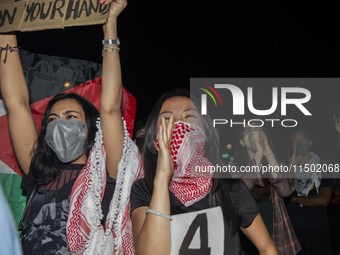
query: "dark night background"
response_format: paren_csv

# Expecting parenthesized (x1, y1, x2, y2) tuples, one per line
(16, 1, 340, 164)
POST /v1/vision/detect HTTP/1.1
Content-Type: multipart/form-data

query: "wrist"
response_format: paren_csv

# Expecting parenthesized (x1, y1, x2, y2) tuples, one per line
(0, 34, 17, 46)
(265, 151, 274, 158)
(291, 157, 299, 164)
(103, 32, 118, 41)
(154, 174, 171, 187)
(291, 154, 297, 162)
(103, 19, 117, 32)
(290, 196, 298, 203)
(291, 161, 298, 166)
(264, 150, 272, 156)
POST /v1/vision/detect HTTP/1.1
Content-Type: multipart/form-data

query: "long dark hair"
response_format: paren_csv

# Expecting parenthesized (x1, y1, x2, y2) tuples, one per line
(234, 122, 281, 202)
(139, 89, 239, 235)
(30, 93, 99, 185)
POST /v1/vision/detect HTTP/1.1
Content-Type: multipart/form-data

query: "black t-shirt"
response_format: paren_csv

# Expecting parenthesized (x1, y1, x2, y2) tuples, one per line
(130, 179, 259, 255)
(285, 178, 334, 229)
(20, 164, 116, 255)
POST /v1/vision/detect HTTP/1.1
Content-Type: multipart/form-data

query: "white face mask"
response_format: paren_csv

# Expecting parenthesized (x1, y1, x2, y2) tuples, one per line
(45, 118, 86, 163)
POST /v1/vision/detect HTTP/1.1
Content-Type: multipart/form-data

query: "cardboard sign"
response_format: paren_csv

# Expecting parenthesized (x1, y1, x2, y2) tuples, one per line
(0, 0, 110, 32)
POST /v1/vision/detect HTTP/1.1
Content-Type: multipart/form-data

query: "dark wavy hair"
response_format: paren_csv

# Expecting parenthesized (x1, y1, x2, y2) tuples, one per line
(138, 88, 239, 235)
(30, 93, 100, 185)
(290, 130, 312, 142)
(234, 121, 281, 202)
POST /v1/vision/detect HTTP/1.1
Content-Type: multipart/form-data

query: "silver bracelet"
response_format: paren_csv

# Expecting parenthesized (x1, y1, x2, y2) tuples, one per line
(146, 208, 172, 221)
(102, 38, 120, 46)
(102, 47, 120, 56)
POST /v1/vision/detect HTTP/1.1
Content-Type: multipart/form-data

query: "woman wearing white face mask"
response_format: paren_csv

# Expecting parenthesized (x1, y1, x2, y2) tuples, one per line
(0, 1, 131, 254)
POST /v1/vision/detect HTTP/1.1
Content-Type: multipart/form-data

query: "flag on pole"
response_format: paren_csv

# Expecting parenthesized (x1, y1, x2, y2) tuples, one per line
(0, 50, 137, 225)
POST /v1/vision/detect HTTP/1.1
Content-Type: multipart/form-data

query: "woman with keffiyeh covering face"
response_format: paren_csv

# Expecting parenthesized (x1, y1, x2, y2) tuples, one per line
(0, 1, 129, 254)
(129, 90, 278, 255)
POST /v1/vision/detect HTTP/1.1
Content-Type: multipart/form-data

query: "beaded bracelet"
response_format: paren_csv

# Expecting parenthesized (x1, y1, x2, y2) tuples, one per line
(102, 47, 120, 56)
(146, 208, 172, 221)
(0, 44, 21, 63)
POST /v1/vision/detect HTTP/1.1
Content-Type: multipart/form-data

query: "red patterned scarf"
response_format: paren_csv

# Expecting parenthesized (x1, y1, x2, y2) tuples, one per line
(156, 121, 213, 207)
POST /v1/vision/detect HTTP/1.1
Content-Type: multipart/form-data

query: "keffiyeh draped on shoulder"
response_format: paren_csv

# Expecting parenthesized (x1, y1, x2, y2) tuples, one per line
(293, 152, 321, 197)
(66, 118, 143, 255)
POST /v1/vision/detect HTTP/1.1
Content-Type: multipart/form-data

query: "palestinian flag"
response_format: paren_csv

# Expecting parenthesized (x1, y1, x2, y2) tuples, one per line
(0, 50, 137, 225)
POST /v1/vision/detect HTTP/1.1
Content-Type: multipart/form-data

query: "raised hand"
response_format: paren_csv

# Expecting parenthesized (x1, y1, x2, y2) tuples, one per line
(99, 0, 127, 19)
(100, 0, 127, 35)
(244, 128, 266, 167)
(291, 142, 302, 166)
(334, 114, 340, 136)
(155, 115, 174, 183)
(260, 130, 272, 156)
(99, 0, 127, 17)
(248, 129, 264, 154)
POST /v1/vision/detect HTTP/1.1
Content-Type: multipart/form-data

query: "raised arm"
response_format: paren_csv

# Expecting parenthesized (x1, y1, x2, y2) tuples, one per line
(333, 114, 340, 148)
(100, 0, 127, 178)
(132, 116, 174, 255)
(0, 34, 38, 174)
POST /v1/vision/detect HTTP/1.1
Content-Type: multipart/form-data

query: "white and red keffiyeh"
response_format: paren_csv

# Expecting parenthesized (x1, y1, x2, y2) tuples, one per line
(67, 120, 213, 254)
(66, 118, 143, 255)
(156, 121, 214, 207)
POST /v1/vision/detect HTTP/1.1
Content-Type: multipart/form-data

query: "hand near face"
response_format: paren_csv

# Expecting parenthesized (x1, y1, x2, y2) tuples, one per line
(260, 131, 272, 156)
(155, 115, 174, 182)
(291, 142, 302, 165)
(248, 129, 264, 154)
(334, 114, 340, 136)
(292, 141, 297, 155)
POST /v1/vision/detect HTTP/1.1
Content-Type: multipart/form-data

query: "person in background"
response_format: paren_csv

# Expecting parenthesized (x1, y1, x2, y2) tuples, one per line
(323, 155, 340, 255)
(285, 130, 333, 255)
(233, 122, 301, 255)
(330, 104, 340, 255)
(0, 183, 23, 255)
(133, 119, 146, 144)
(333, 104, 340, 196)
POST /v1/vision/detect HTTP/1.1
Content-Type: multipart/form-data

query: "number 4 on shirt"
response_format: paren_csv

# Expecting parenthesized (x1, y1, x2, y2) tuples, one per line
(179, 213, 211, 254)
(170, 207, 224, 255)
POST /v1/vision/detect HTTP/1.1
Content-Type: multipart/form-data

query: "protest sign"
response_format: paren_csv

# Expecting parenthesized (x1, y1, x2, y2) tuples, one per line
(0, 0, 110, 32)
